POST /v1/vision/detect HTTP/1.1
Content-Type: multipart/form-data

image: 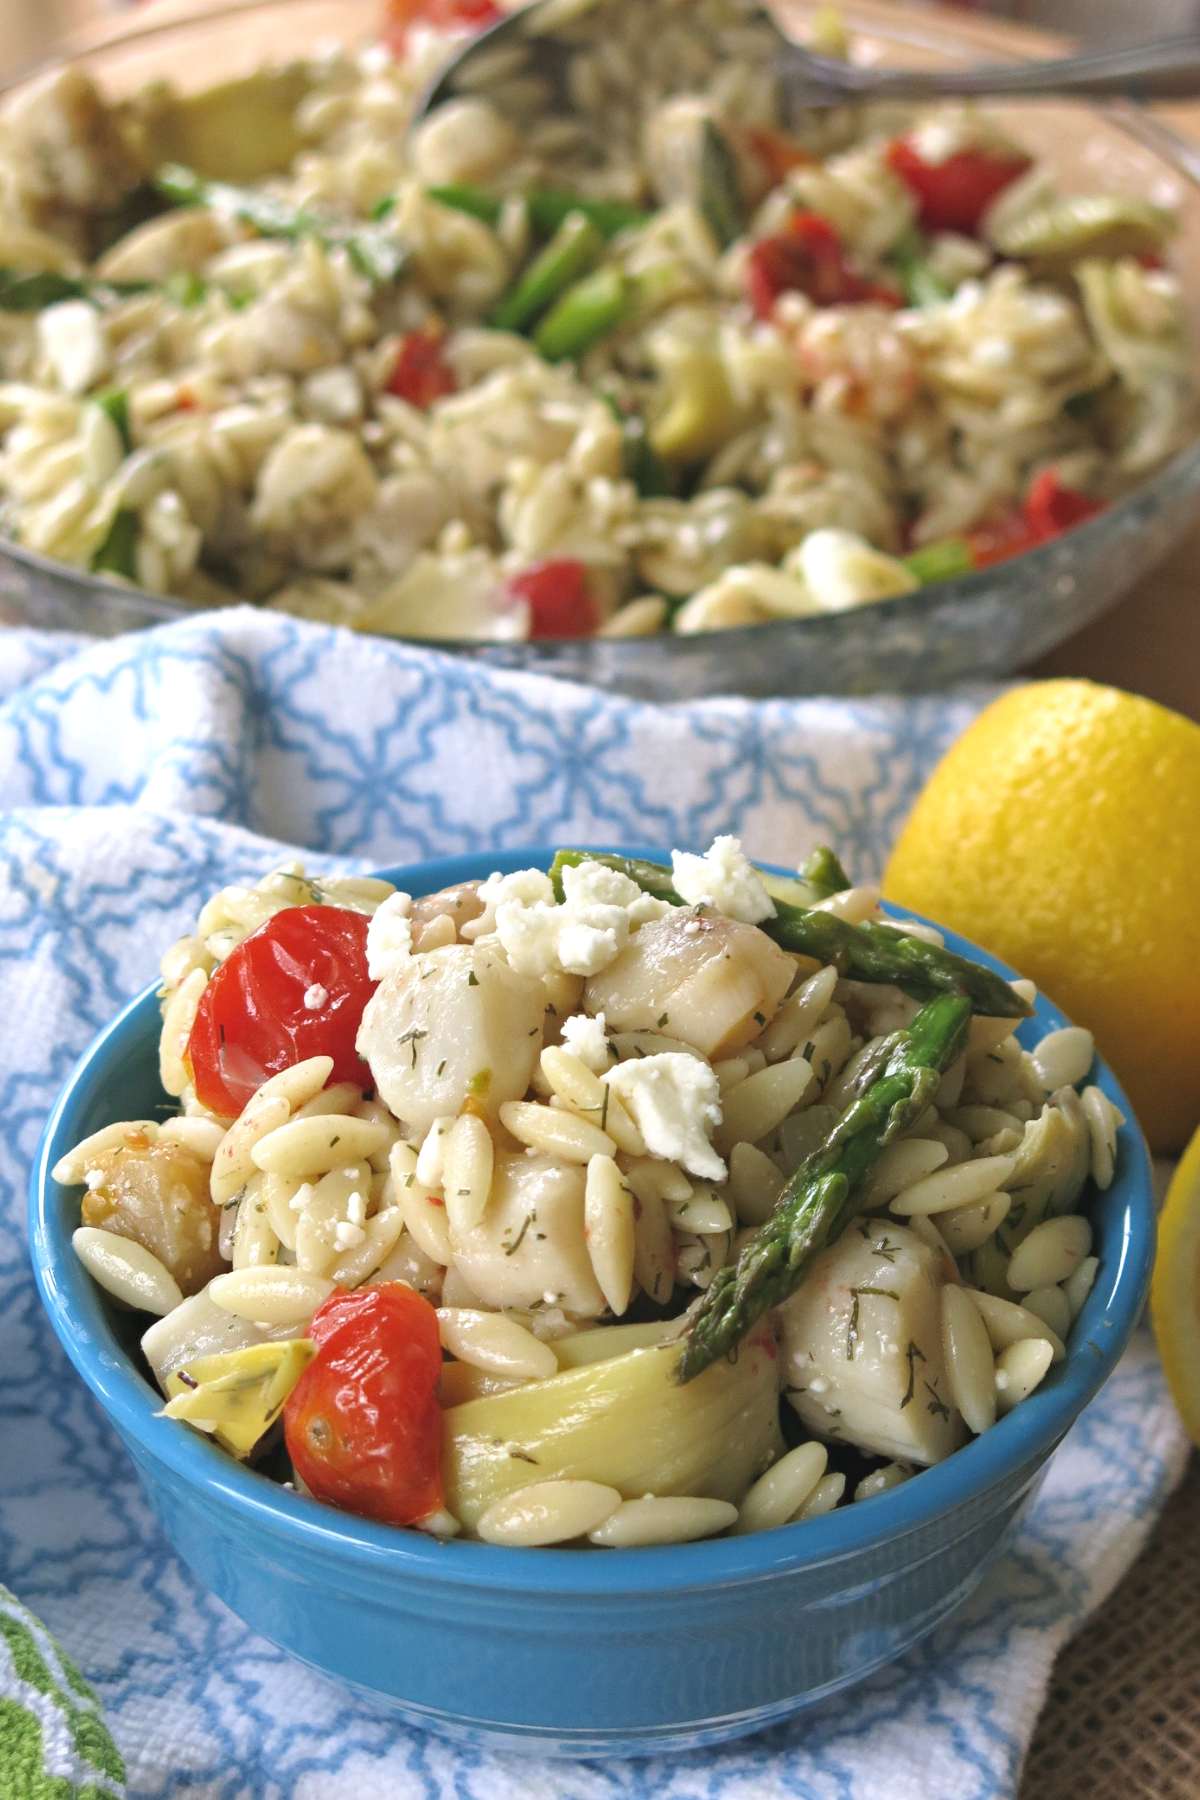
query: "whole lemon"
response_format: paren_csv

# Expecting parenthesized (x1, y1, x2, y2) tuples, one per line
(883, 679, 1200, 1152)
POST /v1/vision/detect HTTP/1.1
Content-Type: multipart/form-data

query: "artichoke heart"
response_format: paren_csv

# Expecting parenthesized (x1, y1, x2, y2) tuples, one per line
(163, 1338, 314, 1458)
(990, 194, 1174, 269)
(963, 1092, 1090, 1297)
(649, 344, 743, 464)
(136, 67, 312, 183)
(443, 1333, 782, 1532)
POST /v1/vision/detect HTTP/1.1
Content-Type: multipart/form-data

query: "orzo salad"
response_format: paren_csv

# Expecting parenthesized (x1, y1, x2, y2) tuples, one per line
(56, 840, 1120, 1547)
(0, 0, 1194, 641)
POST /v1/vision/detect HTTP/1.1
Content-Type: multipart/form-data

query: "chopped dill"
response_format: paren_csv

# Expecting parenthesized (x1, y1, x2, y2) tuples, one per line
(901, 1339, 927, 1409)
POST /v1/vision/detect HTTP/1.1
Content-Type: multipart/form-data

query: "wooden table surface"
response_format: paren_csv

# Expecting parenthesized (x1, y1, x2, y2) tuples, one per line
(13, 5, 1200, 1794)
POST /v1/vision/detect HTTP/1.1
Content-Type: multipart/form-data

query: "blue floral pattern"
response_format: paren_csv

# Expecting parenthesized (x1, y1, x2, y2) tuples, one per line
(0, 610, 1185, 1799)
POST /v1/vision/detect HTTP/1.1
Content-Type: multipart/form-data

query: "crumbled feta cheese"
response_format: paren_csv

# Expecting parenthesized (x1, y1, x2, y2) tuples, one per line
(476, 860, 668, 979)
(38, 300, 110, 396)
(303, 983, 329, 1011)
(346, 1189, 367, 1227)
(793, 530, 918, 615)
(83, 1168, 105, 1190)
(366, 891, 413, 980)
(416, 1116, 453, 1189)
(603, 1053, 726, 1180)
(564, 860, 668, 929)
(670, 836, 776, 925)
(560, 1010, 610, 1073)
(301, 365, 362, 425)
(333, 1220, 366, 1252)
(972, 336, 1015, 369)
(908, 116, 967, 166)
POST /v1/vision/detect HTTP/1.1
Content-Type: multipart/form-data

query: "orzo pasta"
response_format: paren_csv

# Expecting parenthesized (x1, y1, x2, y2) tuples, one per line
(55, 836, 1124, 1544)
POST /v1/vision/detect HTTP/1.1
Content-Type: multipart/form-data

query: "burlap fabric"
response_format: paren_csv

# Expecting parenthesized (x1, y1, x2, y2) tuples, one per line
(1022, 1453, 1200, 1797)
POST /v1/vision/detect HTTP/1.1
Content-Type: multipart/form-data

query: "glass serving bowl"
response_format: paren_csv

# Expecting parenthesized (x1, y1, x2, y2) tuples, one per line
(3, 0, 1200, 699)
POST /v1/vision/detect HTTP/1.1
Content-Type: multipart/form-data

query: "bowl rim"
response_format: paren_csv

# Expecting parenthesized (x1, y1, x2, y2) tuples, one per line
(3, 0, 1200, 661)
(28, 845, 1156, 1597)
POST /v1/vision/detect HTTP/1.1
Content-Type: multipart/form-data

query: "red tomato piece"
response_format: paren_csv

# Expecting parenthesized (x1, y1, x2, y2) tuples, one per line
(965, 510, 1040, 570)
(507, 558, 598, 639)
(1024, 468, 1104, 539)
(285, 1284, 444, 1528)
(965, 470, 1104, 570)
(386, 331, 457, 409)
(186, 904, 376, 1117)
(745, 213, 902, 320)
(886, 137, 1030, 236)
(743, 125, 814, 186)
(383, 0, 501, 55)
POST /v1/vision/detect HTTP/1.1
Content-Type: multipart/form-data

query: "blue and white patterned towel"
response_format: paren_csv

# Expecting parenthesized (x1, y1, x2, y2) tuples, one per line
(0, 608, 1187, 1800)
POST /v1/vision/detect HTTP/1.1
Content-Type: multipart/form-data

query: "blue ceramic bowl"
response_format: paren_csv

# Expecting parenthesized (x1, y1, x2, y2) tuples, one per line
(29, 849, 1155, 1756)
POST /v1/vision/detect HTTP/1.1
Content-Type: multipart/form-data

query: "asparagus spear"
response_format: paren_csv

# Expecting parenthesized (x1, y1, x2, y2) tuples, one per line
(904, 537, 975, 585)
(527, 190, 648, 240)
(491, 212, 604, 333)
(677, 992, 971, 1382)
(548, 848, 1030, 1018)
(423, 184, 648, 239)
(152, 164, 408, 286)
(799, 846, 851, 900)
(533, 266, 630, 361)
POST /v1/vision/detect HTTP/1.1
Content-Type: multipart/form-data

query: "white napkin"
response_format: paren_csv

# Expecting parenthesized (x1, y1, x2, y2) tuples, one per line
(0, 609, 1185, 1799)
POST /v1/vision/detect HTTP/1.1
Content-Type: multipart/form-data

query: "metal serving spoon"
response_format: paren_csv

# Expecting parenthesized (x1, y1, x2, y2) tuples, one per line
(414, 0, 1200, 128)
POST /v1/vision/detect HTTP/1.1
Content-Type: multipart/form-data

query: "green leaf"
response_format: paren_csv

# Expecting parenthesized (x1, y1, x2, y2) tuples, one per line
(888, 229, 952, 308)
(94, 388, 132, 453)
(163, 270, 209, 307)
(91, 510, 138, 580)
(425, 184, 502, 225)
(0, 269, 149, 312)
(698, 121, 743, 250)
(153, 163, 408, 287)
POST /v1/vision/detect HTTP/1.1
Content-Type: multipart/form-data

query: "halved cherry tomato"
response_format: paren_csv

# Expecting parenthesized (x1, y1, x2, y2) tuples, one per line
(186, 904, 376, 1117)
(745, 213, 903, 320)
(386, 331, 457, 409)
(965, 509, 1041, 570)
(966, 470, 1104, 569)
(507, 558, 598, 638)
(743, 125, 814, 187)
(284, 1284, 444, 1527)
(1024, 468, 1104, 539)
(383, 0, 501, 56)
(886, 137, 1030, 236)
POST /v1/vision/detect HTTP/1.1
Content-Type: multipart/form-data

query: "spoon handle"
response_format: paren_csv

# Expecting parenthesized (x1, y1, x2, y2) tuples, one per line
(790, 33, 1200, 103)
